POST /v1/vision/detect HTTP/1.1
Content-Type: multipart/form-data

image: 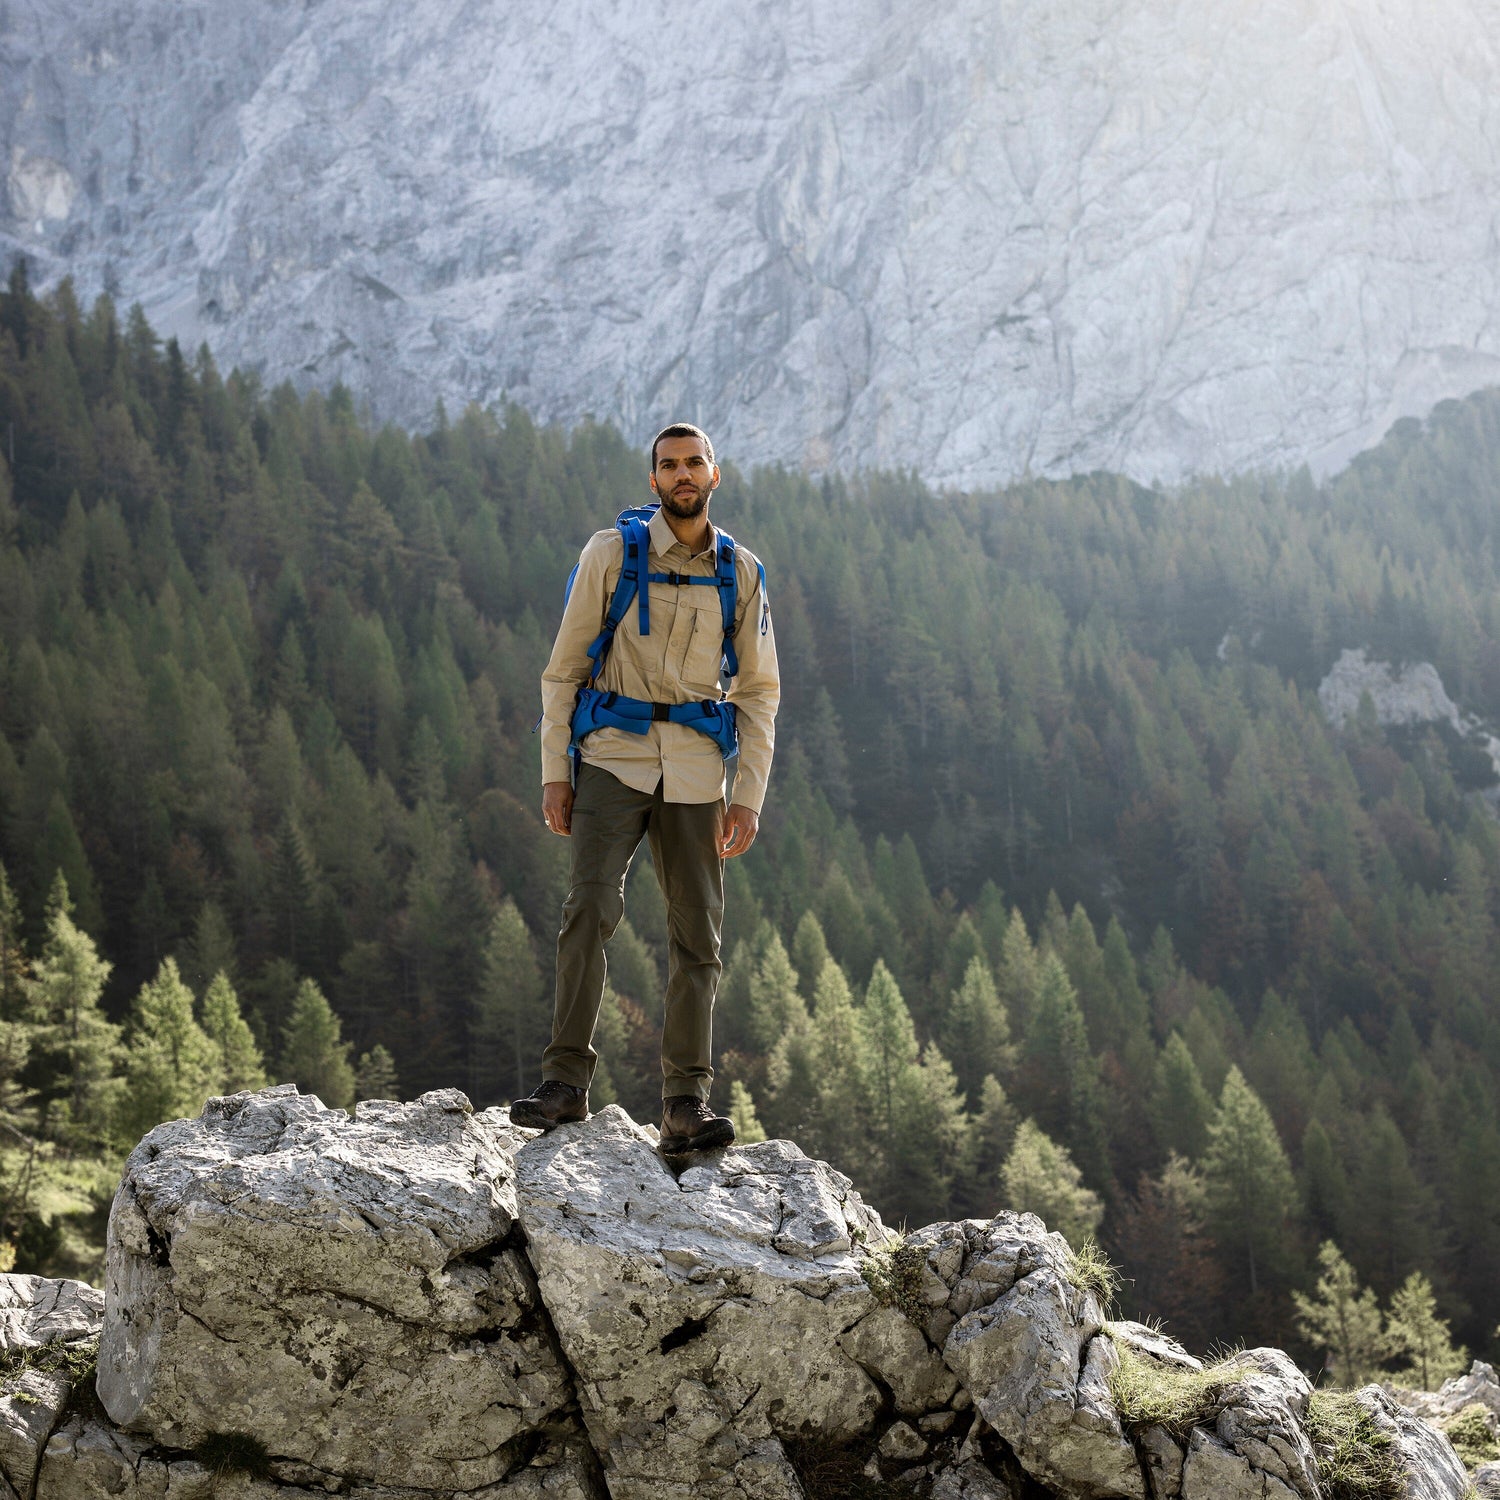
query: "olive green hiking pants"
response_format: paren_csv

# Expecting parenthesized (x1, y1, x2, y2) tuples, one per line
(542, 763, 725, 1102)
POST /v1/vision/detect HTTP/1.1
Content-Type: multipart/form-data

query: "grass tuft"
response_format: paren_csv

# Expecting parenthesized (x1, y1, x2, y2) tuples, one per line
(1108, 1339, 1238, 1440)
(859, 1239, 928, 1326)
(0, 1335, 99, 1401)
(1443, 1403, 1500, 1469)
(1114, 1349, 1405, 1500)
(1304, 1389, 1403, 1500)
(1065, 1238, 1120, 1308)
(192, 1431, 273, 1481)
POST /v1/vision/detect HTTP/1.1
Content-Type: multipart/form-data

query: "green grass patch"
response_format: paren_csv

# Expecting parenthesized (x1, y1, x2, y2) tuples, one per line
(1113, 1349, 1406, 1500)
(192, 1432, 273, 1481)
(1065, 1238, 1120, 1307)
(1108, 1338, 1239, 1441)
(1443, 1404, 1500, 1469)
(0, 1334, 99, 1400)
(859, 1239, 928, 1325)
(1304, 1389, 1403, 1500)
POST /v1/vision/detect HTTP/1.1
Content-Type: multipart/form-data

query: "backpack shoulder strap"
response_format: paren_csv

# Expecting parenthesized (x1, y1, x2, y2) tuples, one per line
(572, 509, 656, 685)
(715, 529, 741, 678)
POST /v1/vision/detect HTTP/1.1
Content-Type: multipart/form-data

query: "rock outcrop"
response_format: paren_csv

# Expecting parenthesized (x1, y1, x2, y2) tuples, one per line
(7, 0, 1500, 487)
(0, 1085, 1475, 1499)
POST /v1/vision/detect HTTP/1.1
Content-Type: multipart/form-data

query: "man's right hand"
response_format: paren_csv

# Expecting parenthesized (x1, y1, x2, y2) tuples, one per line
(542, 781, 574, 836)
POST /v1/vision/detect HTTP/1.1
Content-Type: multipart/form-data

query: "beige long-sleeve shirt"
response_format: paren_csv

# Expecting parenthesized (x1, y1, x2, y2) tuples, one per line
(540, 507, 780, 811)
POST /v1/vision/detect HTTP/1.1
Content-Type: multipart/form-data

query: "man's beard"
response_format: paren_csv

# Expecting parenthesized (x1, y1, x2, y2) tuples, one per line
(660, 482, 710, 519)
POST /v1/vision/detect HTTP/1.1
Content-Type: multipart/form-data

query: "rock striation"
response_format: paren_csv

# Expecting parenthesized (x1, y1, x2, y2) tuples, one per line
(0, 1085, 1475, 1498)
(7, 0, 1500, 488)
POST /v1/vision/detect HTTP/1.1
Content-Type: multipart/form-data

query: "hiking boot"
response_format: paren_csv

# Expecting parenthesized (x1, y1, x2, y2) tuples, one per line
(510, 1080, 589, 1131)
(659, 1095, 735, 1155)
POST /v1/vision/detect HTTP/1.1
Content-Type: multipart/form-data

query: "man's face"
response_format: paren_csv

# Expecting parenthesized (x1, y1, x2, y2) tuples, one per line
(650, 436, 719, 520)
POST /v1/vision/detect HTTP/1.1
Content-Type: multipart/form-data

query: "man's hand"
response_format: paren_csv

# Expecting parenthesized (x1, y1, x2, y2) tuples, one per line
(720, 803, 759, 858)
(543, 781, 574, 836)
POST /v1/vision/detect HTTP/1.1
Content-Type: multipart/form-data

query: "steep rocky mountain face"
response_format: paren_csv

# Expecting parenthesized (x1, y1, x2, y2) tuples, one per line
(5, 0, 1500, 487)
(0, 1087, 1473, 1499)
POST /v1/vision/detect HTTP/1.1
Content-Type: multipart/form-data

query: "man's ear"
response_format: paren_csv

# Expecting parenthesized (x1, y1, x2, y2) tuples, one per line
(648, 471, 659, 495)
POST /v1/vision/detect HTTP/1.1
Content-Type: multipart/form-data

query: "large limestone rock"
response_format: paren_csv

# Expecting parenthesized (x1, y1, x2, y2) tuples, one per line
(1352, 1386, 1472, 1500)
(512, 1104, 964, 1500)
(0, 1274, 103, 1500)
(931, 1216, 1142, 1498)
(9, 0, 1500, 488)
(9, 1083, 1472, 1500)
(97, 1084, 587, 1493)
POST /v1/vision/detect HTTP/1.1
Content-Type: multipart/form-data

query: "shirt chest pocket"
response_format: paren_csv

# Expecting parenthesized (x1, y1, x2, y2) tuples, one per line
(677, 587, 729, 695)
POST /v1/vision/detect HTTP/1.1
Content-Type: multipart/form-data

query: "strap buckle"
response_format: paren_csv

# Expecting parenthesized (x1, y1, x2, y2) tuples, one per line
(651, 702, 670, 722)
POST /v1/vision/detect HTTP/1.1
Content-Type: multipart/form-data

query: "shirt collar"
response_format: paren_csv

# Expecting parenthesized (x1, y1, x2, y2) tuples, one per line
(648, 504, 716, 560)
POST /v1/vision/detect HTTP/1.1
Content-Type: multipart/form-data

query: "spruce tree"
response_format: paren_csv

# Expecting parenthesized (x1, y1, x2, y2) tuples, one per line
(1292, 1242, 1386, 1388)
(942, 954, 1014, 1107)
(1385, 1272, 1467, 1390)
(1000, 1119, 1104, 1249)
(355, 1044, 400, 1102)
(727, 1082, 767, 1145)
(801, 959, 874, 1173)
(281, 979, 356, 1108)
(1200, 1067, 1299, 1298)
(117, 958, 223, 1145)
(1150, 1032, 1215, 1159)
(28, 884, 121, 1148)
(200, 971, 266, 1094)
(470, 900, 544, 1103)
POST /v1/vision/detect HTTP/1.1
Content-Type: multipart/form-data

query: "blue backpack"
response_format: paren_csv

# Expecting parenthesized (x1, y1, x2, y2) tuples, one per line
(563, 504, 765, 769)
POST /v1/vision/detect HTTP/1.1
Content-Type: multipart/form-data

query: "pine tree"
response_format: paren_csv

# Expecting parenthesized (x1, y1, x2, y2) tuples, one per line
(727, 1081, 767, 1145)
(1113, 1155, 1224, 1353)
(117, 958, 223, 1145)
(1385, 1272, 1467, 1390)
(281, 979, 356, 1108)
(0, 863, 29, 1021)
(1000, 1119, 1104, 1249)
(942, 954, 1014, 1107)
(1292, 1242, 1387, 1388)
(1150, 1032, 1215, 1159)
(800, 959, 874, 1173)
(1199, 1067, 1299, 1298)
(953, 1074, 1017, 1220)
(27, 887, 121, 1149)
(200, 971, 266, 1094)
(746, 934, 809, 1053)
(470, 900, 544, 1104)
(790, 911, 831, 1000)
(1016, 952, 1110, 1189)
(355, 1044, 400, 1102)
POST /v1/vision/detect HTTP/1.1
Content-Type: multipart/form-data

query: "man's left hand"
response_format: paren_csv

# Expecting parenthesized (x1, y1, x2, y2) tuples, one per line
(720, 804, 759, 858)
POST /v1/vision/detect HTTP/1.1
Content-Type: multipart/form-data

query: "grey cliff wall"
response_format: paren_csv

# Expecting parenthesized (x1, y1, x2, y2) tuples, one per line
(5, 0, 1500, 487)
(0, 1085, 1475, 1498)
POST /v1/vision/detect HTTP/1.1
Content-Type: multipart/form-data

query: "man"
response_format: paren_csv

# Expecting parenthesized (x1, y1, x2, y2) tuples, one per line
(511, 423, 779, 1152)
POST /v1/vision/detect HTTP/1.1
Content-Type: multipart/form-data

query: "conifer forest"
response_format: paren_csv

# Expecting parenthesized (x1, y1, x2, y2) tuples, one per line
(1, 265, 1498, 1382)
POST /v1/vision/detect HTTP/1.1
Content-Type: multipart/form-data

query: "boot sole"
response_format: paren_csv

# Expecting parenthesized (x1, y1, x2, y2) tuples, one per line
(659, 1120, 736, 1155)
(510, 1104, 588, 1131)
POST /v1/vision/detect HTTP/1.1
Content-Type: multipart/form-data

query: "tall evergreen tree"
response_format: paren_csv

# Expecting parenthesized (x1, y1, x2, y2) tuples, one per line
(281, 978, 356, 1108)
(27, 884, 121, 1149)
(200, 971, 266, 1094)
(1291, 1242, 1386, 1388)
(1199, 1067, 1299, 1299)
(470, 899, 544, 1103)
(116, 958, 222, 1144)
(1000, 1119, 1103, 1249)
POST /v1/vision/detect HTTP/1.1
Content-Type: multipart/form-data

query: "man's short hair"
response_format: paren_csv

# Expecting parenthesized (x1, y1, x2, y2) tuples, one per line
(651, 422, 715, 470)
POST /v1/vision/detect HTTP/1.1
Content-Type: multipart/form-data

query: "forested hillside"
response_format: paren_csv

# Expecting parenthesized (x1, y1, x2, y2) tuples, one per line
(1, 264, 1498, 1376)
